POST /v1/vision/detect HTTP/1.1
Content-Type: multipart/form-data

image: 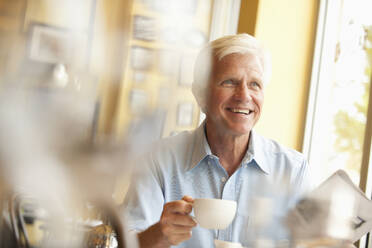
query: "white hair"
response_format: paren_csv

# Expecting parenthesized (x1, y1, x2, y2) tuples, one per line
(192, 34, 271, 111)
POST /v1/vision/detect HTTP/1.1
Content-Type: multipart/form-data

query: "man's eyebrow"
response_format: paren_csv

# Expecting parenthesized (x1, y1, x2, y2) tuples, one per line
(226, 77, 241, 81)
(242, 73, 262, 82)
(251, 76, 263, 83)
(219, 75, 263, 83)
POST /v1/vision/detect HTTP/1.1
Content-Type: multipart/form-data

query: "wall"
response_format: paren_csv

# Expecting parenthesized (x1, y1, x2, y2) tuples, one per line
(0, 0, 132, 135)
(0, 0, 27, 82)
(0, 0, 97, 86)
(94, 0, 133, 135)
(238, 0, 319, 151)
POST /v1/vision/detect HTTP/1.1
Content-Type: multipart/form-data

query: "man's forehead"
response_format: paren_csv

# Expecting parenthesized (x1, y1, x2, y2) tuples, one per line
(212, 53, 264, 76)
(214, 52, 261, 65)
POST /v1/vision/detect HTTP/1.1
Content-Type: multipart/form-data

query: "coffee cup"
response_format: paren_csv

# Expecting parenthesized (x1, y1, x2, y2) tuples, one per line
(214, 239, 243, 248)
(193, 198, 237, 229)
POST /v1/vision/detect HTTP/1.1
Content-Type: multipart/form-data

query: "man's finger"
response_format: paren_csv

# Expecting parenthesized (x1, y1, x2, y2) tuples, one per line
(166, 213, 197, 227)
(182, 195, 194, 203)
(163, 200, 193, 214)
(161, 211, 197, 227)
(165, 224, 194, 235)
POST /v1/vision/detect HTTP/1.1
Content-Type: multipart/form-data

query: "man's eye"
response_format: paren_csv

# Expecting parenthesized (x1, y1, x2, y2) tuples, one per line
(251, 81, 261, 89)
(221, 80, 236, 86)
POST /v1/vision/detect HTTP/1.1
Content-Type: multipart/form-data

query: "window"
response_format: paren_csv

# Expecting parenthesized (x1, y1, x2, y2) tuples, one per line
(303, 0, 372, 246)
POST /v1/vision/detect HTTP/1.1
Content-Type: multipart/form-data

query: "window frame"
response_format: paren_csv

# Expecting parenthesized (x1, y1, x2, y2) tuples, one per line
(303, 0, 372, 246)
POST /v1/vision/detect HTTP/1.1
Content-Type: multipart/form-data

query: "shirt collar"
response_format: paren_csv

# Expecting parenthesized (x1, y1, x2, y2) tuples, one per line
(246, 130, 271, 174)
(187, 121, 212, 171)
(187, 123, 271, 174)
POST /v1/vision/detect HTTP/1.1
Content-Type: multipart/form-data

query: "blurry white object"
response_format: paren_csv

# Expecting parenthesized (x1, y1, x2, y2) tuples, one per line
(52, 63, 69, 87)
(254, 238, 275, 248)
(214, 239, 243, 248)
(250, 197, 273, 229)
(0, 88, 140, 247)
(193, 198, 236, 230)
(287, 170, 372, 244)
(177, 102, 193, 126)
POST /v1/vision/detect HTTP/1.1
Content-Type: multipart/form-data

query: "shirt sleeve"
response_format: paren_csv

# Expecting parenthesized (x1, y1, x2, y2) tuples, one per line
(120, 153, 165, 231)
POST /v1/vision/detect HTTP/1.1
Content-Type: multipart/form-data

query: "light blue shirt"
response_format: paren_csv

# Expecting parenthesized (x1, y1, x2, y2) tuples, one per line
(122, 123, 310, 247)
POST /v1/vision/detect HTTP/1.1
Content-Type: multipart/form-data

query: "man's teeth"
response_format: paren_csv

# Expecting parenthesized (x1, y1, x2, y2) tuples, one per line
(231, 108, 250, 114)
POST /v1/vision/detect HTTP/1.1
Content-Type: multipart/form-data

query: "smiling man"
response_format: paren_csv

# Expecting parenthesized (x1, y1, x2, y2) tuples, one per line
(122, 34, 310, 248)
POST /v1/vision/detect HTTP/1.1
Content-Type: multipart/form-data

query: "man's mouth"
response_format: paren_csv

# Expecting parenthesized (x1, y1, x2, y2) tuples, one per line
(227, 108, 253, 115)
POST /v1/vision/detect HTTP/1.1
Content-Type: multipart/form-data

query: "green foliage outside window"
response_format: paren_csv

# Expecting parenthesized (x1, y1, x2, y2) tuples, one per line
(333, 26, 372, 172)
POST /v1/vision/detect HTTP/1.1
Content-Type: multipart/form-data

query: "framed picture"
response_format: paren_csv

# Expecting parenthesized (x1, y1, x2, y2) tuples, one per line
(133, 15, 157, 41)
(129, 89, 148, 113)
(177, 102, 194, 126)
(132, 70, 147, 84)
(28, 23, 89, 69)
(131, 46, 154, 70)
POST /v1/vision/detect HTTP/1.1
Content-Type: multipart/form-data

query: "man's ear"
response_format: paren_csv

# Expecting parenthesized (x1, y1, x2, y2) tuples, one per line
(192, 83, 207, 113)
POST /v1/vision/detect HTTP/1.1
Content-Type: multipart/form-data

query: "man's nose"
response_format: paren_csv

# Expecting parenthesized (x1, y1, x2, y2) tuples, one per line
(234, 84, 252, 101)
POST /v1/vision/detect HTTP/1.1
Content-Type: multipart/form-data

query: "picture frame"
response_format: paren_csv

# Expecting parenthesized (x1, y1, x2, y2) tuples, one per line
(133, 15, 157, 41)
(129, 89, 148, 113)
(177, 102, 194, 126)
(130, 46, 154, 70)
(28, 23, 89, 69)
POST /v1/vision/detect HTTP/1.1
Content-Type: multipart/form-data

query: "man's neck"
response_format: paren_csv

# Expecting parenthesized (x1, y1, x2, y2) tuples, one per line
(205, 124, 251, 176)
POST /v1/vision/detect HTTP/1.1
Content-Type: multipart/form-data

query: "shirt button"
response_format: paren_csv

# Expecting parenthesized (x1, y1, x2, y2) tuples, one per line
(221, 177, 226, 182)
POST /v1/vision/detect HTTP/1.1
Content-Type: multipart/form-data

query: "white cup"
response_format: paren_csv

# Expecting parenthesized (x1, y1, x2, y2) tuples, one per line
(193, 198, 237, 229)
(214, 239, 243, 248)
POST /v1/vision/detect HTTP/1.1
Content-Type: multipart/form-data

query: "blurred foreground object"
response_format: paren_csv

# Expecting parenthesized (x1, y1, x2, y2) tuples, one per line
(86, 224, 117, 248)
(0, 87, 140, 247)
(0, 193, 137, 248)
(287, 170, 372, 247)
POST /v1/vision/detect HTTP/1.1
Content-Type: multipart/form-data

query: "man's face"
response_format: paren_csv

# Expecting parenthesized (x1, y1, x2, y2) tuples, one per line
(204, 53, 264, 136)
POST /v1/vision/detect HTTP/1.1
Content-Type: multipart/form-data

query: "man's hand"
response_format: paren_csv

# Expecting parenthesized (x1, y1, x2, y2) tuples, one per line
(138, 196, 197, 248)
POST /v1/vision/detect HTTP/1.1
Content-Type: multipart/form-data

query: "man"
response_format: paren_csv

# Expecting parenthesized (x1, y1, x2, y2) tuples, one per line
(122, 33, 310, 247)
